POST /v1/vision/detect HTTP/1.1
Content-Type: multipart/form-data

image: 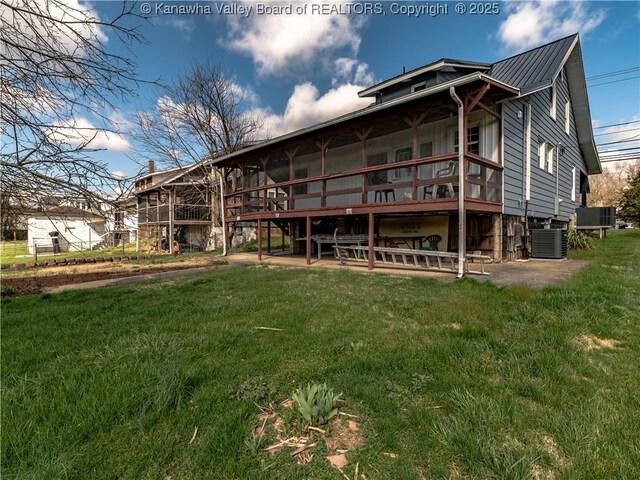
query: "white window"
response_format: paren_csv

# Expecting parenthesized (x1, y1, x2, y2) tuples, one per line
(412, 82, 426, 93)
(550, 83, 557, 120)
(538, 140, 546, 169)
(565, 101, 571, 135)
(453, 125, 480, 155)
(571, 166, 577, 201)
(546, 145, 554, 173)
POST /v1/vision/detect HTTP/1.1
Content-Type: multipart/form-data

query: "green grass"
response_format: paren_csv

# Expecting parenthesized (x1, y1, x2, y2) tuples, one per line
(0, 241, 139, 266)
(2, 231, 639, 479)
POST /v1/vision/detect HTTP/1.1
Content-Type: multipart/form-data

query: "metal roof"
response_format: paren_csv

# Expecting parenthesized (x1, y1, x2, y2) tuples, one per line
(358, 58, 492, 98)
(489, 34, 578, 95)
(490, 34, 600, 173)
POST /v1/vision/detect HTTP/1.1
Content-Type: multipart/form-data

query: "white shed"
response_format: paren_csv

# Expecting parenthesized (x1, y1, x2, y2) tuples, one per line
(27, 207, 106, 254)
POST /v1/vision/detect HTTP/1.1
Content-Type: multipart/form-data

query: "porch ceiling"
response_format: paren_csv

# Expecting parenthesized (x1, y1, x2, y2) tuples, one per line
(212, 73, 518, 168)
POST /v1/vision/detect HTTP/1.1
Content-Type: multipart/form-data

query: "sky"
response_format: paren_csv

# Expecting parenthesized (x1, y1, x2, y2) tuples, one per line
(81, 0, 640, 178)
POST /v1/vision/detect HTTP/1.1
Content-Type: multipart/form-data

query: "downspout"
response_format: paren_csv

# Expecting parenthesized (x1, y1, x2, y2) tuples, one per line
(218, 167, 227, 256)
(555, 142, 562, 217)
(450, 87, 465, 278)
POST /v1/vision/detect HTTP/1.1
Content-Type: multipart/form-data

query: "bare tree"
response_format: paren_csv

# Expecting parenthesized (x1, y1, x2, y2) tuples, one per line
(133, 60, 263, 244)
(589, 159, 640, 207)
(0, 0, 147, 238)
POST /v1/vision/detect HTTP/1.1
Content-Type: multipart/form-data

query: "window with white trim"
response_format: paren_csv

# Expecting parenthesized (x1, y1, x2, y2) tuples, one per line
(453, 125, 480, 155)
(546, 145, 554, 173)
(550, 83, 557, 120)
(564, 100, 571, 135)
(538, 140, 546, 169)
(571, 166, 577, 201)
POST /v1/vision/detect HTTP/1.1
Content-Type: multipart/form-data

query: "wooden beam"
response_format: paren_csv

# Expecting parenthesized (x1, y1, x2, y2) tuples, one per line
(306, 217, 312, 266)
(476, 101, 501, 120)
(465, 84, 490, 114)
(267, 220, 271, 254)
(368, 213, 374, 270)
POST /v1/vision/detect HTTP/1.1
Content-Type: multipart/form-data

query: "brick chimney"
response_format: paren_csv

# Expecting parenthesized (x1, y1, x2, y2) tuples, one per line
(148, 160, 155, 174)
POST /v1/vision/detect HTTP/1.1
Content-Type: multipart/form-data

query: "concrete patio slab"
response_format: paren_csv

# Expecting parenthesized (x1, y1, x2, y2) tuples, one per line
(229, 252, 587, 289)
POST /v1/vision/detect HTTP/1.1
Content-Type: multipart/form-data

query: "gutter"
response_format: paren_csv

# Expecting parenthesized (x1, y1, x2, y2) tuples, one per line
(449, 86, 465, 279)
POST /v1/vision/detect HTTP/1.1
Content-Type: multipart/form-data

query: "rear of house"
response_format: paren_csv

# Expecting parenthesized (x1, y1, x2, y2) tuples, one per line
(208, 34, 600, 267)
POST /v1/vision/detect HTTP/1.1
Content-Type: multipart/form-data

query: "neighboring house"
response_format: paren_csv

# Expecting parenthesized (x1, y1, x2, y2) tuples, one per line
(27, 207, 106, 253)
(134, 161, 217, 252)
(103, 196, 138, 247)
(209, 34, 600, 263)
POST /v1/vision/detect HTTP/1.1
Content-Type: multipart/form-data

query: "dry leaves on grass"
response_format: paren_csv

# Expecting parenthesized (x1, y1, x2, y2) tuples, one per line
(251, 403, 365, 469)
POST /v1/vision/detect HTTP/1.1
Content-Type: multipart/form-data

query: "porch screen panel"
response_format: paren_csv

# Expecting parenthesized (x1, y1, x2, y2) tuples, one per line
(326, 173, 362, 207)
(466, 160, 502, 202)
(325, 133, 360, 175)
(418, 159, 459, 200)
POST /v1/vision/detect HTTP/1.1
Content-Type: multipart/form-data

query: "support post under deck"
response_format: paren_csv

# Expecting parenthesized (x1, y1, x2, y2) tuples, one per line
(306, 217, 312, 266)
(257, 219, 262, 261)
(368, 212, 374, 271)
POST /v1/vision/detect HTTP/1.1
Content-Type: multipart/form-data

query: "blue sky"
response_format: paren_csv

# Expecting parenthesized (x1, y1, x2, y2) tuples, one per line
(87, 1, 640, 178)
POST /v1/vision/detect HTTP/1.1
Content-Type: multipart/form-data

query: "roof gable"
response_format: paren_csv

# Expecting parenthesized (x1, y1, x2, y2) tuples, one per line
(489, 34, 577, 94)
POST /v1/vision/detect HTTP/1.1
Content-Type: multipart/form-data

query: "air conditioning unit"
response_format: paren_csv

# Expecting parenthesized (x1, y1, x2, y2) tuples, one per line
(576, 207, 616, 228)
(531, 228, 567, 259)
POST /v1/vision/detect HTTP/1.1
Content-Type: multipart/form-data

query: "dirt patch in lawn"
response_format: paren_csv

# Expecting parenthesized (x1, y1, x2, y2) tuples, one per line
(1, 256, 226, 296)
(575, 334, 620, 351)
(252, 399, 364, 474)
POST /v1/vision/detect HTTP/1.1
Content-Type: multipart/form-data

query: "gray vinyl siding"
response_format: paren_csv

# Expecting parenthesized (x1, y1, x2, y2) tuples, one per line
(503, 68, 587, 221)
(381, 71, 465, 103)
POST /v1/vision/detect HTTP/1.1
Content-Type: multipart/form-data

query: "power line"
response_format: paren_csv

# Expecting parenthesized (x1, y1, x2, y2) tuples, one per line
(587, 66, 640, 81)
(594, 120, 640, 130)
(588, 75, 640, 88)
(599, 146, 640, 154)
(600, 157, 640, 163)
(594, 127, 640, 136)
(596, 135, 640, 147)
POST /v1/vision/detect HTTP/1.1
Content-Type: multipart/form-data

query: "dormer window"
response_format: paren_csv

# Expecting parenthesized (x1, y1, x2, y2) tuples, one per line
(412, 82, 426, 93)
(550, 82, 557, 120)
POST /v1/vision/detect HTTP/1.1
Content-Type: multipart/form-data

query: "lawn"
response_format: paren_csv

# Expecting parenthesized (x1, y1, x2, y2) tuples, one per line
(0, 241, 138, 266)
(2, 231, 639, 479)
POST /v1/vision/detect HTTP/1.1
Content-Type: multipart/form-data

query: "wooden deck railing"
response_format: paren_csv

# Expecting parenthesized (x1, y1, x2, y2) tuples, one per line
(225, 153, 503, 216)
(137, 204, 211, 224)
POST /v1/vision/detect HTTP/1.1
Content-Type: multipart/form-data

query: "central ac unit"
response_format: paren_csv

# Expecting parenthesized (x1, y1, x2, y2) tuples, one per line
(531, 228, 567, 259)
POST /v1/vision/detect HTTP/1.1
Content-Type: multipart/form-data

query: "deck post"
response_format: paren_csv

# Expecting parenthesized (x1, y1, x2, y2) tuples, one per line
(257, 219, 263, 261)
(169, 187, 174, 255)
(267, 220, 271, 254)
(368, 212, 374, 270)
(306, 216, 312, 266)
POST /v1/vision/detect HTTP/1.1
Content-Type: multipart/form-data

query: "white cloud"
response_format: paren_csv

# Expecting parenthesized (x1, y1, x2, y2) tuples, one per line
(111, 170, 127, 180)
(154, 17, 195, 40)
(333, 58, 374, 87)
(224, 2, 364, 76)
(252, 82, 372, 138)
(498, 1, 606, 51)
(3, 0, 108, 57)
(50, 117, 132, 152)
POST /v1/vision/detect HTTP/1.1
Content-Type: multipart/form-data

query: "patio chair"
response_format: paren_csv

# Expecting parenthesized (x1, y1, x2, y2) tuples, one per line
(420, 234, 442, 251)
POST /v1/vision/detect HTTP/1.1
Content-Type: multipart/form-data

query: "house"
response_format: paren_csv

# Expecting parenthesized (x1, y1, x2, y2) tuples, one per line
(27, 207, 106, 254)
(103, 196, 138, 248)
(134, 161, 217, 252)
(209, 34, 600, 268)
